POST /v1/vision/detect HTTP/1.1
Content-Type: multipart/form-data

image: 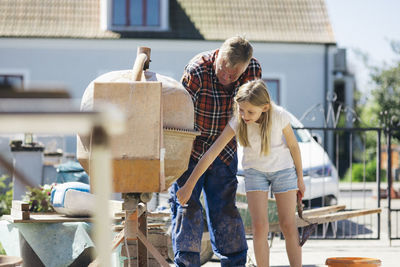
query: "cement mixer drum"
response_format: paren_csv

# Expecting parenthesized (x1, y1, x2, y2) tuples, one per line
(77, 69, 199, 192)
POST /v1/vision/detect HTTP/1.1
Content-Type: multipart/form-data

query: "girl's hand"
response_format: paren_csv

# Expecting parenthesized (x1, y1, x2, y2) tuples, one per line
(297, 178, 306, 199)
(176, 184, 193, 206)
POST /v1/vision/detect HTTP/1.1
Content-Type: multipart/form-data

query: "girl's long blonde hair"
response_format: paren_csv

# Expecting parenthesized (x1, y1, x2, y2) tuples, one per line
(234, 79, 273, 155)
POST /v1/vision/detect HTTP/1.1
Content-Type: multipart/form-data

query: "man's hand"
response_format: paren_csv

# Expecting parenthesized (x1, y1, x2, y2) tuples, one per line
(176, 184, 193, 206)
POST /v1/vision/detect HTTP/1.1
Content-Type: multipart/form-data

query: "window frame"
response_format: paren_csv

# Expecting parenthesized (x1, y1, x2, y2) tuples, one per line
(0, 72, 25, 89)
(263, 78, 281, 105)
(102, 0, 169, 32)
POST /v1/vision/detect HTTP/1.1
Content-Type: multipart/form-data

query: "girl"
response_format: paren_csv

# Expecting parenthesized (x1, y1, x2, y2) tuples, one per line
(176, 79, 305, 267)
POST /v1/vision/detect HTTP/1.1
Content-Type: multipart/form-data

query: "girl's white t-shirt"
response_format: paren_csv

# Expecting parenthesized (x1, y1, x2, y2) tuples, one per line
(229, 104, 294, 172)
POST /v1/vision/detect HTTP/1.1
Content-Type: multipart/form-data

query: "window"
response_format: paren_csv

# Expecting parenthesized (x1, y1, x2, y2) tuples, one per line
(264, 79, 280, 104)
(0, 74, 23, 89)
(108, 0, 169, 31)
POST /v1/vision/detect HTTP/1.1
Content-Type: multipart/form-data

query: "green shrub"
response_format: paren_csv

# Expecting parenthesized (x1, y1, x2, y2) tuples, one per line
(0, 175, 12, 216)
(344, 159, 386, 182)
(0, 242, 5, 255)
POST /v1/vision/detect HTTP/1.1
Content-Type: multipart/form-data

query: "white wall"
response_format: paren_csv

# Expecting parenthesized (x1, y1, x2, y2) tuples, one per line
(0, 38, 336, 128)
(0, 38, 340, 186)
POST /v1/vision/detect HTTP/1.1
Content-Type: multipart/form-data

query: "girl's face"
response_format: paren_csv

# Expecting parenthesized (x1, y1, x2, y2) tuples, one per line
(237, 101, 269, 124)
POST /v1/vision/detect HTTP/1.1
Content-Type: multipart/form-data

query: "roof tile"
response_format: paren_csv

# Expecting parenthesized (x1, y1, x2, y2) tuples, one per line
(0, 0, 335, 43)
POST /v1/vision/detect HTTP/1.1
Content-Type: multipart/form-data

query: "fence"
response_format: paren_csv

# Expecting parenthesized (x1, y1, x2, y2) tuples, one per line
(386, 127, 400, 241)
(295, 126, 382, 240)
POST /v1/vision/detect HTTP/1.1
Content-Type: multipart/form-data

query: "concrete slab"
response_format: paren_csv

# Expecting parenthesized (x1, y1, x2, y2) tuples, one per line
(198, 238, 399, 267)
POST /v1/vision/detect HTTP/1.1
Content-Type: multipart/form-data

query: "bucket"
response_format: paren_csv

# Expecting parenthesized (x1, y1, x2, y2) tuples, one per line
(326, 257, 381, 267)
(0, 255, 23, 267)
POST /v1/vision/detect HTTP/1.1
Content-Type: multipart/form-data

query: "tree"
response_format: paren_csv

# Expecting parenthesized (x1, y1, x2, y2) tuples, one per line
(362, 40, 400, 133)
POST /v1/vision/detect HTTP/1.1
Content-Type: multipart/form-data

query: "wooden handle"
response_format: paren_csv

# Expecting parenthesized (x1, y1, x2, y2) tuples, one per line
(132, 46, 151, 81)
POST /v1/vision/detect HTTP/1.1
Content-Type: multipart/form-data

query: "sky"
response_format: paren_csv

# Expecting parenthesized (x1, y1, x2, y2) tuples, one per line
(325, 0, 400, 96)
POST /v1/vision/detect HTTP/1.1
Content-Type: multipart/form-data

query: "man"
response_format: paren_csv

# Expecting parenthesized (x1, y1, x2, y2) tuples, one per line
(169, 36, 262, 266)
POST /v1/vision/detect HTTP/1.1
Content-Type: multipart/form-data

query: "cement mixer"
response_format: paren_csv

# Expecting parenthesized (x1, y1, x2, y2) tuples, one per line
(76, 47, 202, 266)
(77, 47, 199, 193)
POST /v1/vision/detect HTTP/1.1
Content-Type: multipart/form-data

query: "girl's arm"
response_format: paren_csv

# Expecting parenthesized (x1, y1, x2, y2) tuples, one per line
(283, 124, 306, 197)
(176, 124, 236, 206)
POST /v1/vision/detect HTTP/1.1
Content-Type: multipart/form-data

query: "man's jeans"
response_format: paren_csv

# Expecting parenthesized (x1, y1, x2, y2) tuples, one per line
(169, 156, 247, 267)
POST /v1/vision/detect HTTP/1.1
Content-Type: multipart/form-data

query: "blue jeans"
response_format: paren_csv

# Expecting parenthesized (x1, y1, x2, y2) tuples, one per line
(169, 156, 247, 267)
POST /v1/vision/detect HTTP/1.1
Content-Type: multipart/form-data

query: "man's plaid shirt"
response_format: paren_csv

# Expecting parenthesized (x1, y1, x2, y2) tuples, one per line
(181, 49, 262, 166)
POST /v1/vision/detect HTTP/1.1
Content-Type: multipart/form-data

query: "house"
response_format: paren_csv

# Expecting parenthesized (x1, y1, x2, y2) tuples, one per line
(0, 0, 354, 166)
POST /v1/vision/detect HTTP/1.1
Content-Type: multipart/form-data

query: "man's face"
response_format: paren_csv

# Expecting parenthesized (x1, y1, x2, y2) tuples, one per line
(215, 54, 248, 86)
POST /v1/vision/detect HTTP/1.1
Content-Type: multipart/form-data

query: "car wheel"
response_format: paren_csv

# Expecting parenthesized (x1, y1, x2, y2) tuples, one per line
(324, 195, 337, 206)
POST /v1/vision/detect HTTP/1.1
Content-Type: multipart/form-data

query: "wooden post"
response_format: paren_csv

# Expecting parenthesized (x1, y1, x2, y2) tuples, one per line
(90, 125, 113, 267)
(138, 205, 148, 267)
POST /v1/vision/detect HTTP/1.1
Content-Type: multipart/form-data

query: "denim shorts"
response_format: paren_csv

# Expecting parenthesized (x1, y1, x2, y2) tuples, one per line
(243, 167, 298, 193)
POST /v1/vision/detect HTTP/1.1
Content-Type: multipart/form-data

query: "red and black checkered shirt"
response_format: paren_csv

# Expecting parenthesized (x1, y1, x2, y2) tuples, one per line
(181, 49, 262, 166)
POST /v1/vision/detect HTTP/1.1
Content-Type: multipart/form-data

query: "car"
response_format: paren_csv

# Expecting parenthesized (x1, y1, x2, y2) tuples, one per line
(236, 111, 339, 208)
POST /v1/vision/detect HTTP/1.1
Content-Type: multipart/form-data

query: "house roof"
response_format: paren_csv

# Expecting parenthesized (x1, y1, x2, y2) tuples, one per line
(0, 0, 119, 39)
(0, 0, 335, 44)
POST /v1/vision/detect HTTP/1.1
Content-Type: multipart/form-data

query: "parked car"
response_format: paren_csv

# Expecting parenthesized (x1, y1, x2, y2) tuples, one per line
(236, 111, 339, 208)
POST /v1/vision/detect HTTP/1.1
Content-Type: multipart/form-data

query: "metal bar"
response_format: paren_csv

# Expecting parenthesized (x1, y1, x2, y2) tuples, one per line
(362, 133, 366, 235)
(335, 132, 339, 187)
(377, 128, 382, 240)
(349, 131, 353, 211)
(387, 129, 392, 242)
(307, 129, 313, 209)
(389, 209, 399, 239)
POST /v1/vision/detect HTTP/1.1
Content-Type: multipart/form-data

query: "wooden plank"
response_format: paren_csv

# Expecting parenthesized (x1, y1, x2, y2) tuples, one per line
(115, 210, 170, 219)
(112, 229, 126, 250)
(148, 223, 166, 229)
(125, 209, 138, 240)
(114, 212, 125, 218)
(89, 81, 165, 193)
(148, 211, 170, 218)
(112, 158, 162, 193)
(93, 82, 162, 159)
(303, 208, 382, 225)
(3, 214, 91, 223)
(138, 211, 148, 267)
(269, 208, 381, 233)
(113, 225, 124, 232)
(301, 205, 346, 216)
(137, 229, 170, 267)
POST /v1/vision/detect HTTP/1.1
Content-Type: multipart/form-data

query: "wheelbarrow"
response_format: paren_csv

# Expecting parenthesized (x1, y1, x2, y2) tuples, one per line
(236, 193, 381, 246)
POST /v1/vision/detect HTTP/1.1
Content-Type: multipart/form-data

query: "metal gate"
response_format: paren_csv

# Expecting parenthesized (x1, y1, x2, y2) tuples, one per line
(386, 127, 400, 241)
(294, 126, 382, 240)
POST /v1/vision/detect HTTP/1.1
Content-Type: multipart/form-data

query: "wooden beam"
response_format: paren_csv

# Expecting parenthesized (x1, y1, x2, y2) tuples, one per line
(269, 208, 381, 233)
(137, 229, 170, 267)
(301, 205, 346, 217)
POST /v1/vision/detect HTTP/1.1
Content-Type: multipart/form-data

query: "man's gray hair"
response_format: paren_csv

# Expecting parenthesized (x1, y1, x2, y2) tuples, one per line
(219, 36, 253, 67)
